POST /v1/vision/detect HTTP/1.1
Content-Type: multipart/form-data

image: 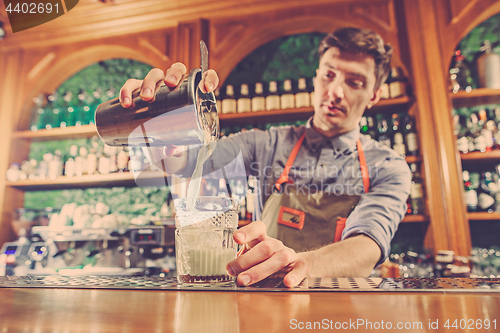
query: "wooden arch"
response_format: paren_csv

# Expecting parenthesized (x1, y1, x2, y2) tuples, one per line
(210, 15, 403, 84)
(440, 0, 500, 67)
(17, 44, 167, 131)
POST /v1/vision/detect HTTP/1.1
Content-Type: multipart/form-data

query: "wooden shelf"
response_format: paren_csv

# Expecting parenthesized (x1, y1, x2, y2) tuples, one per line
(460, 150, 500, 162)
(12, 97, 412, 139)
(467, 212, 500, 221)
(451, 88, 500, 107)
(405, 156, 421, 164)
(12, 124, 98, 142)
(6, 171, 168, 191)
(401, 214, 428, 223)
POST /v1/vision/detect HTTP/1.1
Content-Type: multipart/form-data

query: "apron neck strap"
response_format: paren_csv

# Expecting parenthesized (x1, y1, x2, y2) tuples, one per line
(274, 132, 307, 192)
(275, 132, 370, 193)
(356, 139, 369, 194)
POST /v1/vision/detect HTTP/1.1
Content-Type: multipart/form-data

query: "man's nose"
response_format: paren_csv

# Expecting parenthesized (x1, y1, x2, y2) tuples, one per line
(328, 78, 344, 101)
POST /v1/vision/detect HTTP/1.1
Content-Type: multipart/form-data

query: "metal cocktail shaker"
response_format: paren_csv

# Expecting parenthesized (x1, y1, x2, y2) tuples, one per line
(94, 68, 218, 147)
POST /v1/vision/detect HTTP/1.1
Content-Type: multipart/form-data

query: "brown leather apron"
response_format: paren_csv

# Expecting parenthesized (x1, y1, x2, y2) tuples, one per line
(260, 132, 370, 252)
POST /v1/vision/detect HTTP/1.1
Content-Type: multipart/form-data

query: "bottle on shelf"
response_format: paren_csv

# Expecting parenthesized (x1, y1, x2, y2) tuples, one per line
(237, 84, 252, 113)
(107, 145, 118, 173)
(403, 114, 419, 157)
(295, 78, 310, 108)
(449, 50, 474, 93)
(409, 163, 425, 215)
(116, 147, 129, 172)
(214, 88, 222, 114)
(388, 68, 407, 98)
(477, 171, 497, 213)
(280, 79, 295, 109)
(390, 113, 406, 156)
(366, 116, 377, 139)
(380, 74, 391, 100)
(463, 170, 479, 212)
(221, 85, 237, 114)
(478, 108, 494, 152)
(376, 117, 391, 148)
(477, 40, 500, 89)
(48, 151, 63, 180)
(75, 146, 88, 177)
(251, 82, 266, 112)
(359, 117, 368, 136)
(98, 144, 111, 175)
(265, 81, 280, 111)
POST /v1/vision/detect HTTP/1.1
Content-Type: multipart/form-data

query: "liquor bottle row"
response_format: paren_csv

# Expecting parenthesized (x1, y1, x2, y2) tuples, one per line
(360, 113, 419, 158)
(407, 163, 425, 215)
(217, 79, 313, 114)
(202, 176, 259, 222)
(5, 137, 149, 182)
(386, 250, 474, 278)
(454, 105, 500, 154)
(217, 68, 410, 114)
(462, 166, 500, 213)
(29, 88, 117, 131)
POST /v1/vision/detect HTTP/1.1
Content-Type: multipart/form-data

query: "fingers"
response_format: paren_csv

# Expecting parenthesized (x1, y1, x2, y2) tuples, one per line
(199, 69, 220, 93)
(283, 260, 308, 288)
(164, 62, 188, 87)
(233, 221, 267, 247)
(233, 244, 299, 286)
(119, 78, 142, 107)
(119, 63, 219, 109)
(140, 68, 165, 102)
(163, 145, 186, 157)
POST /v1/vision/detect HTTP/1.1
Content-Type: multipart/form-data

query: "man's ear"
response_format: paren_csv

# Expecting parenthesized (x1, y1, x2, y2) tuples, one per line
(366, 87, 382, 109)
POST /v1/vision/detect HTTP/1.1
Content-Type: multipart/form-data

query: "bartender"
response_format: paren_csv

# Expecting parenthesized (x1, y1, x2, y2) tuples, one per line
(119, 27, 411, 288)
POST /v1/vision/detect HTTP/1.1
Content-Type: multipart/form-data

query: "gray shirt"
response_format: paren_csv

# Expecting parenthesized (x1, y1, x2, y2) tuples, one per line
(181, 118, 412, 265)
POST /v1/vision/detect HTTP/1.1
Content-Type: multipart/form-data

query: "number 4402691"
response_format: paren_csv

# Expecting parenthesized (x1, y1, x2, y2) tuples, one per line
(6, 2, 59, 14)
(444, 319, 496, 330)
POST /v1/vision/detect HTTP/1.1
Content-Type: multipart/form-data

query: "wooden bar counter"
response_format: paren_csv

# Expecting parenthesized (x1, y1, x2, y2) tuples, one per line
(1, 279, 500, 332)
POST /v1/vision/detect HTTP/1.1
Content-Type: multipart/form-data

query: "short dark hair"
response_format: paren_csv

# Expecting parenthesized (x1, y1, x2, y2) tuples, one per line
(318, 27, 393, 90)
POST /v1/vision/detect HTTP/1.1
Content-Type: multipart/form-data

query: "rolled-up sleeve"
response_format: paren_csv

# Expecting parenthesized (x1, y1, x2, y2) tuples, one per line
(342, 155, 412, 266)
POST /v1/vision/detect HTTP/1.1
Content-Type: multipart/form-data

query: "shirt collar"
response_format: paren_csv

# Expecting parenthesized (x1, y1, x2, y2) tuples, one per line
(305, 117, 360, 154)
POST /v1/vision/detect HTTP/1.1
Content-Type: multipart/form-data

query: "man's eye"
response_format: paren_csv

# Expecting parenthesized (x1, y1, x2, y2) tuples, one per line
(349, 80, 364, 88)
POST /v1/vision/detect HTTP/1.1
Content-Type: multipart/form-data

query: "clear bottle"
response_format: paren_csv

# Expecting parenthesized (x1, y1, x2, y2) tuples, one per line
(221, 85, 237, 114)
(295, 78, 310, 108)
(237, 84, 252, 113)
(477, 40, 500, 89)
(388, 68, 407, 98)
(117, 147, 129, 172)
(377, 117, 391, 148)
(463, 170, 478, 212)
(409, 163, 425, 215)
(280, 79, 295, 109)
(478, 171, 497, 212)
(403, 114, 419, 156)
(366, 116, 377, 139)
(75, 146, 88, 176)
(359, 117, 368, 136)
(449, 50, 474, 93)
(251, 82, 266, 112)
(265, 81, 280, 111)
(214, 88, 222, 115)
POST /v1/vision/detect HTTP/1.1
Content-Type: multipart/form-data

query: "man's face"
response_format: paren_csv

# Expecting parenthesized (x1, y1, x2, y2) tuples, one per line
(312, 47, 382, 137)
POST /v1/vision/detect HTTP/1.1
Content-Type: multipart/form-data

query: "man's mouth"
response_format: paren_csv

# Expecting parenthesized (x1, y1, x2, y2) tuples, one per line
(323, 103, 345, 115)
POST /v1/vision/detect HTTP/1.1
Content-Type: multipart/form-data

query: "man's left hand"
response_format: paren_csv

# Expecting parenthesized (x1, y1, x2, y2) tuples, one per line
(226, 221, 308, 288)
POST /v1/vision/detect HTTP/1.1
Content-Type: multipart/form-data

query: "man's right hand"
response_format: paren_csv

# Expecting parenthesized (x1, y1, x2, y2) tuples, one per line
(118, 62, 219, 108)
(118, 62, 220, 170)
